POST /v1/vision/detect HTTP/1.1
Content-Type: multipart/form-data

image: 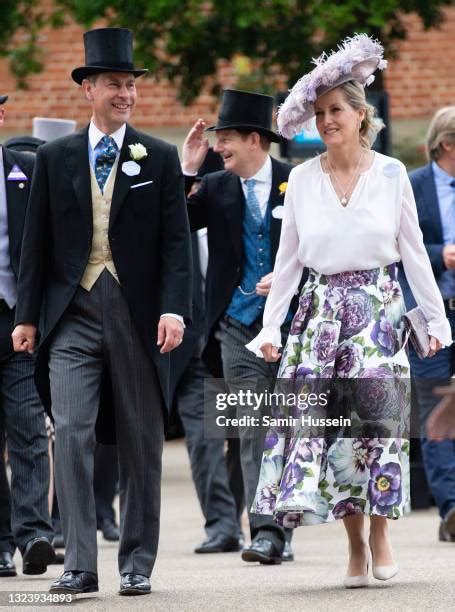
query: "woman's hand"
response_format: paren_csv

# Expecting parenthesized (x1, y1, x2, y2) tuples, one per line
(428, 335, 443, 358)
(260, 343, 281, 362)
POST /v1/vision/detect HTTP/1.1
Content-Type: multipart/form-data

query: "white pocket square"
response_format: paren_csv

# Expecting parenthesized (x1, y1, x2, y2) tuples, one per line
(130, 180, 154, 190)
(271, 205, 284, 219)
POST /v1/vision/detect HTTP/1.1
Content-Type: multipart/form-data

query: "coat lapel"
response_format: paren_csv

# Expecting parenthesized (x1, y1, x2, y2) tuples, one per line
(109, 124, 138, 229)
(66, 127, 92, 227)
(221, 172, 244, 262)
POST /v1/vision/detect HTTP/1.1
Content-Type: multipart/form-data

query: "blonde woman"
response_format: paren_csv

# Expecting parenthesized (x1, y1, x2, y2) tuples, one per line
(246, 35, 452, 587)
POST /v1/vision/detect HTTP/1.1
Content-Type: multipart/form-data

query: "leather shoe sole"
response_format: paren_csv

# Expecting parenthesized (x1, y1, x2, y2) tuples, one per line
(0, 567, 17, 577)
(119, 585, 151, 596)
(23, 539, 55, 575)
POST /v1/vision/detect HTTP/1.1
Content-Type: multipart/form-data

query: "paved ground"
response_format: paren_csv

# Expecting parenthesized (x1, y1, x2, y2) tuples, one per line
(2, 439, 454, 611)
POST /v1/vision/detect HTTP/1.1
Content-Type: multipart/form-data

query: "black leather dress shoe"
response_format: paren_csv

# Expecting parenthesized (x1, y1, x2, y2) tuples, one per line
(51, 551, 65, 565)
(281, 541, 294, 562)
(194, 534, 241, 554)
(241, 538, 282, 565)
(0, 551, 17, 577)
(119, 573, 151, 596)
(50, 571, 99, 594)
(22, 537, 55, 575)
(99, 519, 120, 542)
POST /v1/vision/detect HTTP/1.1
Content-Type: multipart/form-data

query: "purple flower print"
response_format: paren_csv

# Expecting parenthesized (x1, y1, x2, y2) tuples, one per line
(264, 430, 279, 450)
(371, 310, 397, 356)
(339, 289, 373, 338)
(280, 462, 305, 501)
(368, 461, 402, 515)
(333, 497, 365, 519)
(290, 293, 312, 335)
(328, 269, 379, 289)
(255, 486, 277, 513)
(356, 367, 403, 421)
(336, 341, 363, 378)
(310, 321, 338, 366)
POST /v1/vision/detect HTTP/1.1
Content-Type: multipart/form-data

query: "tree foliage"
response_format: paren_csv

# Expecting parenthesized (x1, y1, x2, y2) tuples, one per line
(2, 0, 454, 101)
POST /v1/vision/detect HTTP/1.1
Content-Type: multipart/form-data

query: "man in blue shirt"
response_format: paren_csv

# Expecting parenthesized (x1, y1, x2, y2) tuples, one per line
(399, 106, 455, 542)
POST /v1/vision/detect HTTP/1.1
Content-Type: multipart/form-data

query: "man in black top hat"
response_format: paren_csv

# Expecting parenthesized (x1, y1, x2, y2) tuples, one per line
(0, 95, 56, 578)
(13, 27, 192, 596)
(182, 89, 297, 565)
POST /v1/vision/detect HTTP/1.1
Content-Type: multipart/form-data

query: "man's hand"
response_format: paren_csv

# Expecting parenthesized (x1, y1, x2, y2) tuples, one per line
(12, 324, 37, 354)
(256, 272, 273, 297)
(260, 342, 281, 362)
(157, 317, 184, 354)
(442, 244, 455, 270)
(426, 385, 455, 440)
(182, 118, 209, 175)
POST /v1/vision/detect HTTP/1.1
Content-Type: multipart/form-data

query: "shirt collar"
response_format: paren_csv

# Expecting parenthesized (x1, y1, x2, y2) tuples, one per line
(241, 155, 272, 184)
(432, 160, 455, 185)
(89, 120, 126, 152)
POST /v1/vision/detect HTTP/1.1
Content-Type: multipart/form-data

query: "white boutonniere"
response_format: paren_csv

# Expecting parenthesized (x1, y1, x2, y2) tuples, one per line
(128, 143, 148, 161)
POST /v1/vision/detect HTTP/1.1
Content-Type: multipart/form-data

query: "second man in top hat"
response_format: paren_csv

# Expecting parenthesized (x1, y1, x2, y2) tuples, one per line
(182, 88, 297, 564)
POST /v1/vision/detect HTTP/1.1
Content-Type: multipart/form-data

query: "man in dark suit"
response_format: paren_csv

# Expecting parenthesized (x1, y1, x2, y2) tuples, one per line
(12, 28, 192, 596)
(398, 106, 455, 543)
(0, 95, 55, 578)
(182, 90, 295, 565)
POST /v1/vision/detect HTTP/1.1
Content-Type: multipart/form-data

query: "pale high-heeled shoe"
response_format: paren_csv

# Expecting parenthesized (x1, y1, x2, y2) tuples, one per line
(343, 550, 370, 589)
(369, 538, 399, 581)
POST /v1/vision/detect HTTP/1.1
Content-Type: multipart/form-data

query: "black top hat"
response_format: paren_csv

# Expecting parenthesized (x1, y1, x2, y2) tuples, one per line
(206, 89, 281, 143)
(0, 95, 8, 105)
(71, 28, 148, 84)
(196, 148, 224, 179)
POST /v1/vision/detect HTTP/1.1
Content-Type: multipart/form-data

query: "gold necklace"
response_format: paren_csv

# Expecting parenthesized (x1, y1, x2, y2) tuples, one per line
(326, 150, 364, 206)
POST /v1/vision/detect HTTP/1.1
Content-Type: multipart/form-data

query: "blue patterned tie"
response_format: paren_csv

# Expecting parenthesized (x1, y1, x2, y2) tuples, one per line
(244, 178, 263, 224)
(95, 135, 118, 192)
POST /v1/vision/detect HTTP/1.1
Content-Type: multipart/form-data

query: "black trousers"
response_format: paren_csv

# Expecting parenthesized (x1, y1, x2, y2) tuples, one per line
(0, 307, 53, 554)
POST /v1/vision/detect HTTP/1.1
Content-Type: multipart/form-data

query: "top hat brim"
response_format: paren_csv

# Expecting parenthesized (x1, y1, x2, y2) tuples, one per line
(206, 123, 281, 143)
(71, 66, 148, 85)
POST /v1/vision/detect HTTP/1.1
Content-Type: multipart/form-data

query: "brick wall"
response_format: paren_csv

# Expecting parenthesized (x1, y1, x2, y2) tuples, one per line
(0, 3, 454, 132)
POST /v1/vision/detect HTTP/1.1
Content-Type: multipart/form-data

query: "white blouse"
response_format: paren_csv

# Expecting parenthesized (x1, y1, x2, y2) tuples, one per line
(246, 152, 452, 356)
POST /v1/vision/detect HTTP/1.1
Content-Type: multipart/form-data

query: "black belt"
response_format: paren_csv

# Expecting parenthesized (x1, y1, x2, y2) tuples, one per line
(444, 298, 455, 311)
(0, 299, 12, 313)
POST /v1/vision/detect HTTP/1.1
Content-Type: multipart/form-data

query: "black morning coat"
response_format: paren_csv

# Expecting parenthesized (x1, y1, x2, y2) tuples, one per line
(185, 157, 303, 341)
(14, 125, 193, 443)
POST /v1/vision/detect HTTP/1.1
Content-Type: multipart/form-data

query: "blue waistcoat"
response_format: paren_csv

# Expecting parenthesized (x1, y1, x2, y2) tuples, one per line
(225, 202, 272, 325)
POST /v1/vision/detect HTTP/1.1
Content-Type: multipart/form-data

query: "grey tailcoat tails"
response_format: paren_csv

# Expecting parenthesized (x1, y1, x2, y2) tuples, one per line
(15, 125, 192, 443)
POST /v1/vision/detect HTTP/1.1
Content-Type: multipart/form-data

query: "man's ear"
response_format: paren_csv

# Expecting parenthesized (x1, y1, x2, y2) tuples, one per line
(82, 79, 94, 101)
(0, 108, 5, 127)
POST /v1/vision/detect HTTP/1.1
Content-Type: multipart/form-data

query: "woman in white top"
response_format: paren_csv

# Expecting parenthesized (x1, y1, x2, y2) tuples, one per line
(246, 35, 452, 588)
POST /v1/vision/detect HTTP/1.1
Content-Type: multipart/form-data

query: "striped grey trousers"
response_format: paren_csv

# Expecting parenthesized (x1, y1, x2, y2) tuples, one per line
(49, 270, 163, 576)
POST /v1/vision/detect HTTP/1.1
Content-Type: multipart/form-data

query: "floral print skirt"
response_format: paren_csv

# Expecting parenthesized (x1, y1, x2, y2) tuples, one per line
(251, 266, 411, 528)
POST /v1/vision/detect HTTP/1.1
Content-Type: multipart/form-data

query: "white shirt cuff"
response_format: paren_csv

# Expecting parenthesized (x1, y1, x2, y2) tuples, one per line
(160, 313, 185, 327)
(245, 326, 282, 358)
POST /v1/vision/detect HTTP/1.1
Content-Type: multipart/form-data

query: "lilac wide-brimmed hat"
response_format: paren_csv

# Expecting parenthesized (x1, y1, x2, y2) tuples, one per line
(277, 34, 387, 139)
